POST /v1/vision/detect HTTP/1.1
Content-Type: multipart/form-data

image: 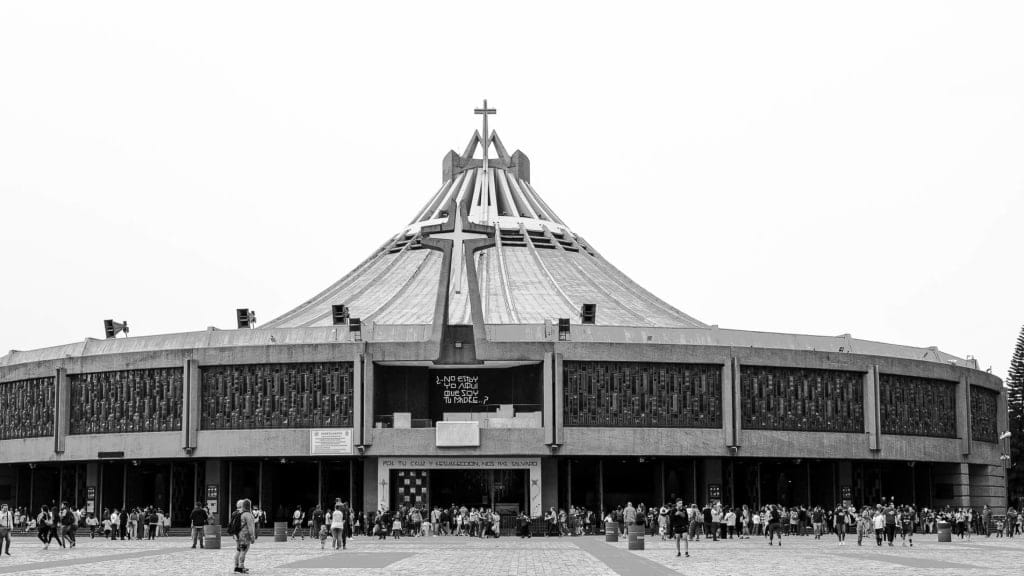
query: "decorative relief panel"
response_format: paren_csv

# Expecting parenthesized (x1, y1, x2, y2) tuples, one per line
(879, 374, 956, 438)
(70, 369, 183, 434)
(200, 362, 353, 430)
(970, 385, 998, 443)
(0, 377, 55, 439)
(740, 366, 864, 432)
(564, 361, 721, 428)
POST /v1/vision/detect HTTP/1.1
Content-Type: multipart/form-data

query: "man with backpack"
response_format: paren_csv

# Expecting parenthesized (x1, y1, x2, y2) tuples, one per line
(228, 499, 256, 574)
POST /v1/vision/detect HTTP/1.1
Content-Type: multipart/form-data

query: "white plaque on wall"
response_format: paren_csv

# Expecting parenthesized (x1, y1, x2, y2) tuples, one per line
(435, 421, 480, 447)
(309, 429, 353, 455)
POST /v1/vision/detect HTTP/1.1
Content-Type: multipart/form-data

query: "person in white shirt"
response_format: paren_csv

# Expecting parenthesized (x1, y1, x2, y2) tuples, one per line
(110, 509, 121, 540)
(330, 504, 347, 550)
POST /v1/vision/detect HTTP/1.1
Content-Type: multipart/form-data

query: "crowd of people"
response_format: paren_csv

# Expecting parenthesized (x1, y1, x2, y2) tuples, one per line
(1, 495, 1020, 573)
(596, 499, 1022, 553)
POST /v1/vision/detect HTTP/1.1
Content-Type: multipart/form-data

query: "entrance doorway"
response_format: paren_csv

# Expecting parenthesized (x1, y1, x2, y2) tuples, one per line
(388, 469, 528, 513)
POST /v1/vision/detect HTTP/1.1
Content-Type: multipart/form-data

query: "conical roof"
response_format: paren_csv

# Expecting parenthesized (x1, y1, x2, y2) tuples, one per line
(262, 127, 706, 330)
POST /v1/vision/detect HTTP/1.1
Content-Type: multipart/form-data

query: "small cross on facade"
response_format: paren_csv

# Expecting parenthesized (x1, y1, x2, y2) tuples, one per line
(474, 99, 496, 171)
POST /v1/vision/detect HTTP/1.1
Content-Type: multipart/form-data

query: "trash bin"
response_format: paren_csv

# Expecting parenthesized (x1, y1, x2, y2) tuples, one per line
(937, 521, 951, 542)
(627, 523, 645, 550)
(605, 522, 619, 542)
(203, 524, 222, 549)
(274, 521, 288, 542)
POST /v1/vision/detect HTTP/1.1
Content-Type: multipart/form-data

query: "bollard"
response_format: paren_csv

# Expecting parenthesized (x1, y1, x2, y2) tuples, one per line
(627, 523, 645, 550)
(936, 521, 952, 543)
(605, 521, 619, 542)
(274, 521, 288, 542)
(203, 524, 222, 549)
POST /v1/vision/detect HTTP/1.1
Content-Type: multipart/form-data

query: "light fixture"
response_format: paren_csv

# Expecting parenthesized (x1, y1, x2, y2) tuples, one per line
(103, 320, 129, 339)
(331, 304, 350, 326)
(236, 308, 256, 329)
(557, 318, 570, 341)
(999, 431, 1012, 440)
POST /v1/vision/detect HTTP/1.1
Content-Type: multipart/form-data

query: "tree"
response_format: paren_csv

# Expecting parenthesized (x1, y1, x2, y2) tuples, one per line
(1007, 325, 1024, 509)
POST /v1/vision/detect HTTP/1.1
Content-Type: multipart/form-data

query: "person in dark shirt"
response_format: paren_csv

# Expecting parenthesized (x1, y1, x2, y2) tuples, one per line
(189, 502, 208, 549)
(883, 504, 897, 546)
(670, 500, 689, 557)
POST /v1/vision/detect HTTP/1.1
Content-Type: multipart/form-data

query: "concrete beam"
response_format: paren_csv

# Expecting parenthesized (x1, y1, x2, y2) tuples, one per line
(54, 368, 69, 454)
(957, 372, 971, 456)
(864, 366, 881, 451)
(543, 352, 554, 445)
(553, 352, 564, 446)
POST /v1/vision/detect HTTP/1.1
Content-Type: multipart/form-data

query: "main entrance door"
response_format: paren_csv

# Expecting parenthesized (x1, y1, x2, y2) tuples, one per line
(378, 457, 542, 517)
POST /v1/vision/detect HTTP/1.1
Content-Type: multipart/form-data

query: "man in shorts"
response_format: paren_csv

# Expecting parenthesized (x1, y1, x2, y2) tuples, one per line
(670, 500, 689, 557)
(899, 505, 916, 547)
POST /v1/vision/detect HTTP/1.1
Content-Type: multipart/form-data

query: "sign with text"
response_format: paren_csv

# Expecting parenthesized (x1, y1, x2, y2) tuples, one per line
(436, 374, 486, 406)
(432, 370, 514, 411)
(309, 429, 353, 455)
(86, 486, 96, 513)
(206, 484, 219, 515)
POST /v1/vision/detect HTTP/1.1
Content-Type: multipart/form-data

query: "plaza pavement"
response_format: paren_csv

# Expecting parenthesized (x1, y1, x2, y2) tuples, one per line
(0, 531, 1020, 575)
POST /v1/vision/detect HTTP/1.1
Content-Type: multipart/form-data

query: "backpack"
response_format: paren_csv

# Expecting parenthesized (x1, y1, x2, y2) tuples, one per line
(227, 510, 242, 536)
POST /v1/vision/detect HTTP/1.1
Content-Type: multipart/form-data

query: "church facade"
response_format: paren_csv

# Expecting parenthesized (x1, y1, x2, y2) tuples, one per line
(0, 107, 1008, 524)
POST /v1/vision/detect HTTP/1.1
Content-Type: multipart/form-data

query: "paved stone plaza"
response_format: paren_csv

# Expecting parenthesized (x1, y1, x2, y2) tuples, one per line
(0, 533, 1020, 575)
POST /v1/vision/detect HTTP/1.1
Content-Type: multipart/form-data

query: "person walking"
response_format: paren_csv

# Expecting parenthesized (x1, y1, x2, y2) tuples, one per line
(290, 505, 305, 540)
(0, 503, 14, 556)
(670, 500, 689, 558)
(231, 499, 256, 574)
(833, 505, 848, 545)
(190, 501, 208, 549)
(767, 505, 783, 546)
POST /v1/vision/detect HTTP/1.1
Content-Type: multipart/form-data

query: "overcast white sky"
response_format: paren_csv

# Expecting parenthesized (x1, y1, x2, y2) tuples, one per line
(1, 1, 1021, 379)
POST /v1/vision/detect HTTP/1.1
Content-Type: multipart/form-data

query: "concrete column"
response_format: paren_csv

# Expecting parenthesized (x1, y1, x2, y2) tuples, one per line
(362, 457, 378, 513)
(864, 366, 881, 451)
(543, 353, 554, 445)
(541, 457, 559, 511)
(933, 462, 970, 508)
(956, 373, 971, 456)
(969, 464, 1008, 514)
(54, 368, 69, 454)
(205, 460, 222, 524)
(702, 458, 723, 504)
(86, 463, 99, 514)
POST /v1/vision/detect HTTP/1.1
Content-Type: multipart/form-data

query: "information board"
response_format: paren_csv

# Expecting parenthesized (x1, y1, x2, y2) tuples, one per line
(309, 429, 353, 455)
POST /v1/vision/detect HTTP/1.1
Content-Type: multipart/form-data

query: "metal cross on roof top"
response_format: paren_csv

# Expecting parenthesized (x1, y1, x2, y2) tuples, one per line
(474, 99, 496, 171)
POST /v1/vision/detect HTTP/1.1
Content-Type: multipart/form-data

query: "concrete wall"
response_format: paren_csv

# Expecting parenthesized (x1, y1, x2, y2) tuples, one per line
(0, 338, 1008, 512)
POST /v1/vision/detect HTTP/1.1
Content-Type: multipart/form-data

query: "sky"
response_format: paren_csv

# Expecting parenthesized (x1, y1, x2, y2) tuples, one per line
(1, 1, 1022, 380)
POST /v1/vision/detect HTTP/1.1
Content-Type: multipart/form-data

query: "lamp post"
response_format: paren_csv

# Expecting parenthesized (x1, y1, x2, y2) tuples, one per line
(999, 431, 1012, 514)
